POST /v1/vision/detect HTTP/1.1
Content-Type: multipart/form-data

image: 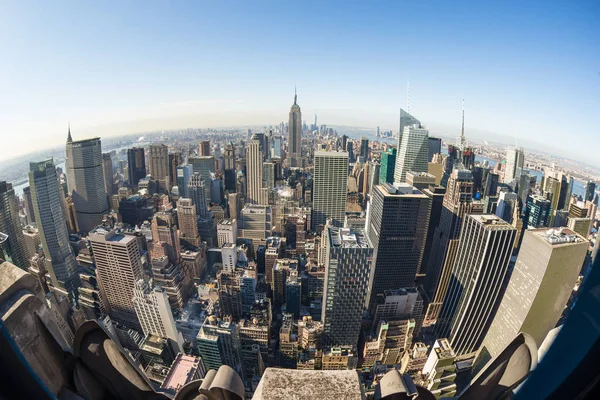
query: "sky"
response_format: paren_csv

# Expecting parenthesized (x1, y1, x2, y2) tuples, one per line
(1, 0, 599, 165)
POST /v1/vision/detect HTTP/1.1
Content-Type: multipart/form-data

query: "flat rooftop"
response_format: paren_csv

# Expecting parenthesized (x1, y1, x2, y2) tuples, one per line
(161, 354, 202, 394)
(378, 183, 426, 197)
(253, 368, 365, 400)
(329, 227, 370, 249)
(471, 214, 515, 229)
(533, 228, 585, 245)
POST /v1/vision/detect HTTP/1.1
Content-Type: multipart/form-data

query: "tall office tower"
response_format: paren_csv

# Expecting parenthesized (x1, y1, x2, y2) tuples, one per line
(102, 153, 113, 196)
(585, 181, 596, 203)
(360, 137, 369, 160)
(526, 194, 552, 228)
(176, 164, 193, 198)
(221, 243, 238, 273)
(224, 141, 237, 191)
(199, 140, 211, 156)
(479, 228, 587, 363)
(217, 219, 238, 247)
(197, 316, 241, 372)
(65, 135, 109, 233)
(239, 205, 271, 251)
(567, 217, 592, 238)
(127, 147, 146, 189)
(394, 121, 429, 184)
(398, 109, 421, 143)
(22, 186, 35, 224)
(427, 137, 442, 162)
(228, 193, 242, 220)
(288, 90, 302, 168)
(495, 191, 519, 223)
(177, 198, 200, 249)
(246, 139, 264, 205)
(152, 211, 181, 264)
(270, 135, 282, 159)
(0, 182, 28, 269)
(424, 168, 479, 324)
(189, 155, 215, 204)
(366, 183, 430, 311)
(133, 279, 185, 354)
(312, 151, 348, 230)
(29, 160, 79, 293)
(148, 144, 170, 192)
(322, 225, 373, 347)
(435, 215, 517, 357)
(421, 185, 446, 275)
(504, 147, 524, 183)
(285, 271, 302, 318)
(346, 141, 355, 164)
(262, 162, 275, 190)
(89, 226, 144, 328)
(380, 148, 396, 184)
(168, 152, 180, 189)
(189, 173, 208, 218)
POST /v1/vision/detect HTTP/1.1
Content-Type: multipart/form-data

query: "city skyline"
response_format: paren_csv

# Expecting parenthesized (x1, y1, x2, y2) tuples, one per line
(1, 1, 598, 165)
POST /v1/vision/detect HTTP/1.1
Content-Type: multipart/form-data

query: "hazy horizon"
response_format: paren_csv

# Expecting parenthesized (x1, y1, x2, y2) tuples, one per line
(1, 1, 598, 166)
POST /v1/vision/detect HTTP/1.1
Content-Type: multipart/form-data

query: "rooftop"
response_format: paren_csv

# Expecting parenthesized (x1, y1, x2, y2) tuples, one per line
(379, 183, 426, 197)
(329, 227, 370, 249)
(471, 214, 515, 229)
(534, 228, 585, 245)
(160, 354, 202, 394)
(253, 368, 365, 400)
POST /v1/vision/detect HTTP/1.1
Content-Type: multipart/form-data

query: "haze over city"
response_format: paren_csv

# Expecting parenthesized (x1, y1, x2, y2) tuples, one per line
(1, 1, 598, 165)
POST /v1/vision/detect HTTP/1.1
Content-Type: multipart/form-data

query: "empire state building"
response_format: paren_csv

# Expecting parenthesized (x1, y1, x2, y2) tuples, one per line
(288, 90, 302, 168)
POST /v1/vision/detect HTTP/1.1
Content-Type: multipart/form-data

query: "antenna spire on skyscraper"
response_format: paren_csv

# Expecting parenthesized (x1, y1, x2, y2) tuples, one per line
(294, 86, 297, 105)
(67, 122, 72, 143)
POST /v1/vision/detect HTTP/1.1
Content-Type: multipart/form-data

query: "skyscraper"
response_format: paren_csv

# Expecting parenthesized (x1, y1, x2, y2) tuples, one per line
(177, 198, 200, 249)
(127, 147, 146, 189)
(379, 148, 396, 184)
(0, 181, 28, 269)
(29, 159, 79, 293)
(585, 181, 596, 203)
(504, 147, 524, 183)
(224, 141, 236, 191)
(189, 173, 208, 218)
(427, 137, 442, 162)
(436, 214, 517, 356)
(148, 144, 170, 192)
(176, 164, 193, 198)
(394, 117, 429, 184)
(424, 168, 480, 324)
(360, 137, 369, 160)
(133, 279, 185, 354)
(288, 90, 302, 168)
(102, 153, 113, 196)
(22, 186, 35, 224)
(479, 228, 587, 362)
(526, 194, 551, 228)
(312, 151, 348, 230)
(199, 140, 211, 156)
(65, 135, 109, 233)
(366, 183, 430, 311)
(322, 225, 373, 347)
(246, 139, 264, 205)
(89, 226, 144, 328)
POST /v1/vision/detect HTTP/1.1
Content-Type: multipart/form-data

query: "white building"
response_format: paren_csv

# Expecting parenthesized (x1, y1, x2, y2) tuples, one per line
(133, 279, 184, 354)
(217, 219, 238, 247)
(394, 123, 429, 184)
(221, 243, 238, 274)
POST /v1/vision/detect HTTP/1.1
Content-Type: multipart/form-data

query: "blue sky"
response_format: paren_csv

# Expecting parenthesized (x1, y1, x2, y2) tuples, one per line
(1, 1, 598, 165)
